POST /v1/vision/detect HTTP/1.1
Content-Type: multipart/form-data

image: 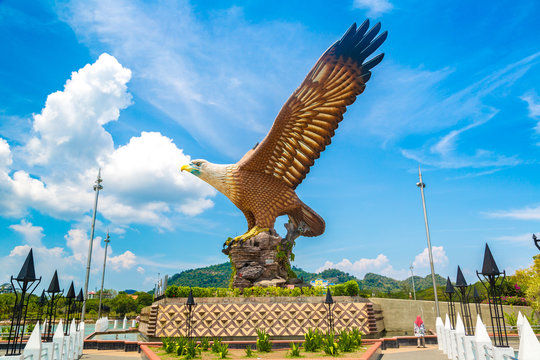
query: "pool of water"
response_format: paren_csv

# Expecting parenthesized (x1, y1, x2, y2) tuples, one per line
(89, 332, 144, 341)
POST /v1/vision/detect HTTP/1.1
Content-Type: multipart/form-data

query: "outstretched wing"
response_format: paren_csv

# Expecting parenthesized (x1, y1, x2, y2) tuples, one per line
(237, 20, 387, 189)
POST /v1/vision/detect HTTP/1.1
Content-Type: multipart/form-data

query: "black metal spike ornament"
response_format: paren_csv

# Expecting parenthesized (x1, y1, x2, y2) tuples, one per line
(36, 289, 47, 324)
(44, 270, 63, 342)
(185, 289, 196, 338)
(477, 244, 509, 347)
(325, 288, 335, 333)
(533, 234, 540, 252)
(6, 249, 41, 356)
(473, 286, 482, 319)
(76, 289, 84, 330)
(64, 281, 76, 335)
(445, 277, 456, 329)
(455, 266, 473, 335)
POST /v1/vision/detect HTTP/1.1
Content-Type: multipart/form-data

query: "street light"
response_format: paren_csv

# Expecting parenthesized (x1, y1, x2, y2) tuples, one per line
(325, 288, 335, 333)
(64, 282, 75, 335)
(455, 266, 473, 335)
(98, 232, 111, 319)
(445, 277, 456, 329)
(410, 264, 416, 301)
(416, 167, 440, 316)
(44, 270, 63, 342)
(533, 234, 540, 252)
(477, 244, 509, 347)
(81, 169, 103, 323)
(185, 289, 196, 338)
(473, 286, 482, 319)
(6, 249, 41, 356)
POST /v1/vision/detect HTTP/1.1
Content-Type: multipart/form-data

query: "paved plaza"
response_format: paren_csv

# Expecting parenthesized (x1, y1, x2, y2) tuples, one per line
(381, 345, 447, 359)
(81, 350, 141, 360)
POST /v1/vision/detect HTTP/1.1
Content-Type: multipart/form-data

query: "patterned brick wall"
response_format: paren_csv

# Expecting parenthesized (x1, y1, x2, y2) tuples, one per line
(153, 301, 372, 338)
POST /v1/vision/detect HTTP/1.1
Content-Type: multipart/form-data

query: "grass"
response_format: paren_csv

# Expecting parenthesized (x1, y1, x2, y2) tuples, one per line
(152, 345, 368, 359)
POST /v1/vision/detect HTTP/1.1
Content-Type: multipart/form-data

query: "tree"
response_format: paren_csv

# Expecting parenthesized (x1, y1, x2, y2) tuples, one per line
(514, 255, 540, 313)
(112, 293, 137, 316)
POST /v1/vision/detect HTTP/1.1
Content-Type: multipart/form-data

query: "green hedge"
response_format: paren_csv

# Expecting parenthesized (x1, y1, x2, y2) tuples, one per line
(163, 281, 363, 298)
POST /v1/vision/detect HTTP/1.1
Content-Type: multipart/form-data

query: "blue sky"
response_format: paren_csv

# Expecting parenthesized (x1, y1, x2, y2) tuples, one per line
(1, 0, 539, 292)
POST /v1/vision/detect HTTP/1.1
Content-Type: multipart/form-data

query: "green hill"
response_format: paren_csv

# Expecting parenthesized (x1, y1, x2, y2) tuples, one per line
(168, 262, 445, 294)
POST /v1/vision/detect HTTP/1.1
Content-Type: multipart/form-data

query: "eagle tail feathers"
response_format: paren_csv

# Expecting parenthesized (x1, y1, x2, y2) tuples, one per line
(289, 203, 325, 237)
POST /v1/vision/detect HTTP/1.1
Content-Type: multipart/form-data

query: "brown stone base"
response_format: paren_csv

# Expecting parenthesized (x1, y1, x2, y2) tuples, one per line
(222, 230, 299, 288)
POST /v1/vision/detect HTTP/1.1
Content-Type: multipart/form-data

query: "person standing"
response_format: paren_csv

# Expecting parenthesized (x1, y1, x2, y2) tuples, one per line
(414, 315, 426, 348)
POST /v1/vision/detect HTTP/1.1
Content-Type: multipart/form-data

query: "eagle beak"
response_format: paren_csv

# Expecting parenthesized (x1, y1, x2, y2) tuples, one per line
(181, 164, 191, 172)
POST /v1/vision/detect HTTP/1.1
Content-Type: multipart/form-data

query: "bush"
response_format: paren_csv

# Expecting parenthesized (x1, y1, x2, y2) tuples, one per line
(245, 345, 253, 357)
(211, 338, 223, 353)
(217, 343, 229, 359)
(321, 331, 339, 356)
(200, 337, 209, 351)
(288, 342, 301, 357)
(337, 330, 354, 352)
(303, 328, 322, 352)
(344, 280, 360, 296)
(164, 285, 178, 298)
(183, 339, 200, 359)
(256, 328, 272, 352)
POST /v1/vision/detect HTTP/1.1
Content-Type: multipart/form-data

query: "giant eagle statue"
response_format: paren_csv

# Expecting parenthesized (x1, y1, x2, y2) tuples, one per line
(182, 20, 387, 245)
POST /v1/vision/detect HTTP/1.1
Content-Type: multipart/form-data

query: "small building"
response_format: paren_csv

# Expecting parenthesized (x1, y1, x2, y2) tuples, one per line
(0, 283, 13, 294)
(309, 278, 335, 288)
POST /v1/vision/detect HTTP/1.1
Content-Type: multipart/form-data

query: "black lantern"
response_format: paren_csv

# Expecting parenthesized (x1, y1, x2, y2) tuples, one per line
(64, 282, 76, 335)
(6, 249, 41, 356)
(533, 234, 540, 252)
(445, 277, 456, 329)
(473, 286, 482, 319)
(325, 288, 335, 333)
(455, 266, 473, 335)
(477, 244, 509, 347)
(44, 270, 63, 342)
(76, 289, 84, 330)
(185, 289, 196, 338)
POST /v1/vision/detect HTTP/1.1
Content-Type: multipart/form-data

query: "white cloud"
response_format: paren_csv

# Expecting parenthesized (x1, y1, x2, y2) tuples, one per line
(487, 206, 540, 220)
(137, 266, 145, 274)
(317, 253, 408, 280)
(0, 54, 217, 229)
(9, 220, 44, 247)
(413, 246, 449, 269)
(493, 233, 538, 243)
(353, 0, 393, 17)
(521, 91, 540, 134)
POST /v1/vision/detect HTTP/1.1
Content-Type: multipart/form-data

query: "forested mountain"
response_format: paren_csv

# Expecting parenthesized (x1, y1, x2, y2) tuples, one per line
(168, 262, 445, 293)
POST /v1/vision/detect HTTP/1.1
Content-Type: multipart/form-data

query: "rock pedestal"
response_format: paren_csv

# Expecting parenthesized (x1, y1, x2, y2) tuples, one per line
(223, 230, 300, 289)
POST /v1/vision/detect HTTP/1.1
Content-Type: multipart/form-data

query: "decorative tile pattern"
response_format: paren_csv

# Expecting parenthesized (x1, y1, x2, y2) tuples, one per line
(154, 302, 372, 337)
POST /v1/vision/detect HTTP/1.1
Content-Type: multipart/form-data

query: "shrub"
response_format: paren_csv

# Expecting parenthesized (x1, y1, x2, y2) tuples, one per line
(164, 285, 178, 298)
(331, 284, 346, 296)
(175, 337, 188, 356)
(321, 331, 339, 356)
(350, 328, 363, 347)
(200, 337, 209, 351)
(217, 343, 229, 359)
(303, 328, 322, 352)
(291, 288, 302, 296)
(183, 339, 200, 359)
(245, 345, 253, 357)
(288, 342, 301, 357)
(211, 338, 223, 353)
(344, 280, 360, 296)
(256, 328, 272, 352)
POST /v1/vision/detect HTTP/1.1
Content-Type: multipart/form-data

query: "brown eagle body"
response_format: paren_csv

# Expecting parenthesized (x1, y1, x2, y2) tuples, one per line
(182, 20, 387, 241)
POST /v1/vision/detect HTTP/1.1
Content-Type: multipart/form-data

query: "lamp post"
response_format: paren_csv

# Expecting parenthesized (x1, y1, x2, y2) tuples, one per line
(81, 169, 103, 323)
(325, 288, 335, 333)
(185, 289, 196, 338)
(36, 290, 47, 324)
(6, 249, 41, 356)
(76, 289, 84, 330)
(473, 286, 482, 319)
(533, 234, 540, 252)
(445, 277, 456, 329)
(98, 232, 111, 319)
(477, 244, 509, 347)
(64, 282, 75, 335)
(410, 264, 416, 301)
(44, 270, 63, 342)
(416, 167, 440, 316)
(455, 266, 473, 335)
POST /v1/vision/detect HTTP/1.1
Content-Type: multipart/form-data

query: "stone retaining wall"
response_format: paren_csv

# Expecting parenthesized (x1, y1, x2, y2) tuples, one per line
(140, 296, 379, 339)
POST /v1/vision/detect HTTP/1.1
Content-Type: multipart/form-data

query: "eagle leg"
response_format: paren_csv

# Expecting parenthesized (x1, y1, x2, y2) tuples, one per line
(223, 225, 270, 247)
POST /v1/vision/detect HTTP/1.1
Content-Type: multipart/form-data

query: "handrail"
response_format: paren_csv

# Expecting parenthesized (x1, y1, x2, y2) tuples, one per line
(470, 341, 478, 360)
(502, 355, 518, 360)
(483, 344, 493, 360)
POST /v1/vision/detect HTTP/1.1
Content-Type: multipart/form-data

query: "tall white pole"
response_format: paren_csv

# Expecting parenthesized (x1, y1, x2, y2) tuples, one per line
(416, 167, 440, 317)
(410, 264, 417, 301)
(81, 169, 103, 322)
(97, 232, 110, 319)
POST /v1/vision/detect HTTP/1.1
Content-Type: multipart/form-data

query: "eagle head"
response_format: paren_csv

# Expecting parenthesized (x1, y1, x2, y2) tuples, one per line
(181, 159, 230, 195)
(181, 159, 208, 177)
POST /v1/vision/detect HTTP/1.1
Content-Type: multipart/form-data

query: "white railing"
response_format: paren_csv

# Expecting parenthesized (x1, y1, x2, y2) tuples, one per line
(0, 319, 86, 360)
